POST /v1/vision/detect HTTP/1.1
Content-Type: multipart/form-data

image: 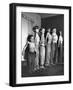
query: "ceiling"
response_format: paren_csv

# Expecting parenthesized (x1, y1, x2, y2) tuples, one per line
(38, 13, 61, 18)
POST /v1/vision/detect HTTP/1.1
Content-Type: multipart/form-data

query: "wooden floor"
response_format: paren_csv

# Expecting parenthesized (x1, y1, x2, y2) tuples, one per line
(21, 61, 64, 77)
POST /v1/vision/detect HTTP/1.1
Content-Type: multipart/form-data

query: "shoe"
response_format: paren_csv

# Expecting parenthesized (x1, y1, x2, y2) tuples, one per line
(40, 65, 44, 69)
(45, 64, 49, 67)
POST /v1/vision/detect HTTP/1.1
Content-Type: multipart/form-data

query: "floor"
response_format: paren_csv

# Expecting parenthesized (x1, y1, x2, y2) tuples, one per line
(21, 61, 64, 77)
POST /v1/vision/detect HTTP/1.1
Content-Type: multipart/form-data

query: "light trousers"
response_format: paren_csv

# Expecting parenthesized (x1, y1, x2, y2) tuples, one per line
(45, 44, 51, 66)
(40, 45, 45, 66)
(51, 43, 58, 64)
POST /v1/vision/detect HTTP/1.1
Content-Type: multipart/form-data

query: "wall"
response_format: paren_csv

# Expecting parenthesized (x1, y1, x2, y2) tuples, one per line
(41, 15, 64, 37)
(41, 15, 64, 64)
(21, 13, 41, 60)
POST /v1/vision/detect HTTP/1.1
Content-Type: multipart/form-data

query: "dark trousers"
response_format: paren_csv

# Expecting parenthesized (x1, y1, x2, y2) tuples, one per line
(58, 44, 63, 63)
(27, 52, 36, 73)
(51, 43, 58, 64)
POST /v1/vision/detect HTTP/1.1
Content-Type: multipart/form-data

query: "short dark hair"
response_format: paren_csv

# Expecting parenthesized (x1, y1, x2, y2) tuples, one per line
(32, 26, 39, 32)
(27, 35, 34, 42)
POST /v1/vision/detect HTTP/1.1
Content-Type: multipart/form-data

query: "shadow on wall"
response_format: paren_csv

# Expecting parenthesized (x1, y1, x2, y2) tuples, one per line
(41, 15, 64, 37)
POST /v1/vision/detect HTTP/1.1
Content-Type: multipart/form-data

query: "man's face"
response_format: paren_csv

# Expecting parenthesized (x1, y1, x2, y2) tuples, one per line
(53, 28, 56, 33)
(42, 28, 45, 33)
(35, 29, 39, 33)
(60, 32, 62, 35)
(48, 29, 50, 33)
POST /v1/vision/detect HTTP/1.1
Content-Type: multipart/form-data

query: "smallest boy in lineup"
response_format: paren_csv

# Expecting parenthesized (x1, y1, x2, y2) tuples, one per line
(22, 35, 36, 73)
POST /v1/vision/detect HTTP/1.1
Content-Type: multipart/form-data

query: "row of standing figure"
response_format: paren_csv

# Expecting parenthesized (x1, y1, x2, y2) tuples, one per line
(22, 26, 63, 72)
(33, 26, 63, 70)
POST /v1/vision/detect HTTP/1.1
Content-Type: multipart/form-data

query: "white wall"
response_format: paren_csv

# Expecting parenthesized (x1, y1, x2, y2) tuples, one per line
(21, 13, 41, 61)
(22, 13, 41, 28)
(22, 13, 41, 46)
